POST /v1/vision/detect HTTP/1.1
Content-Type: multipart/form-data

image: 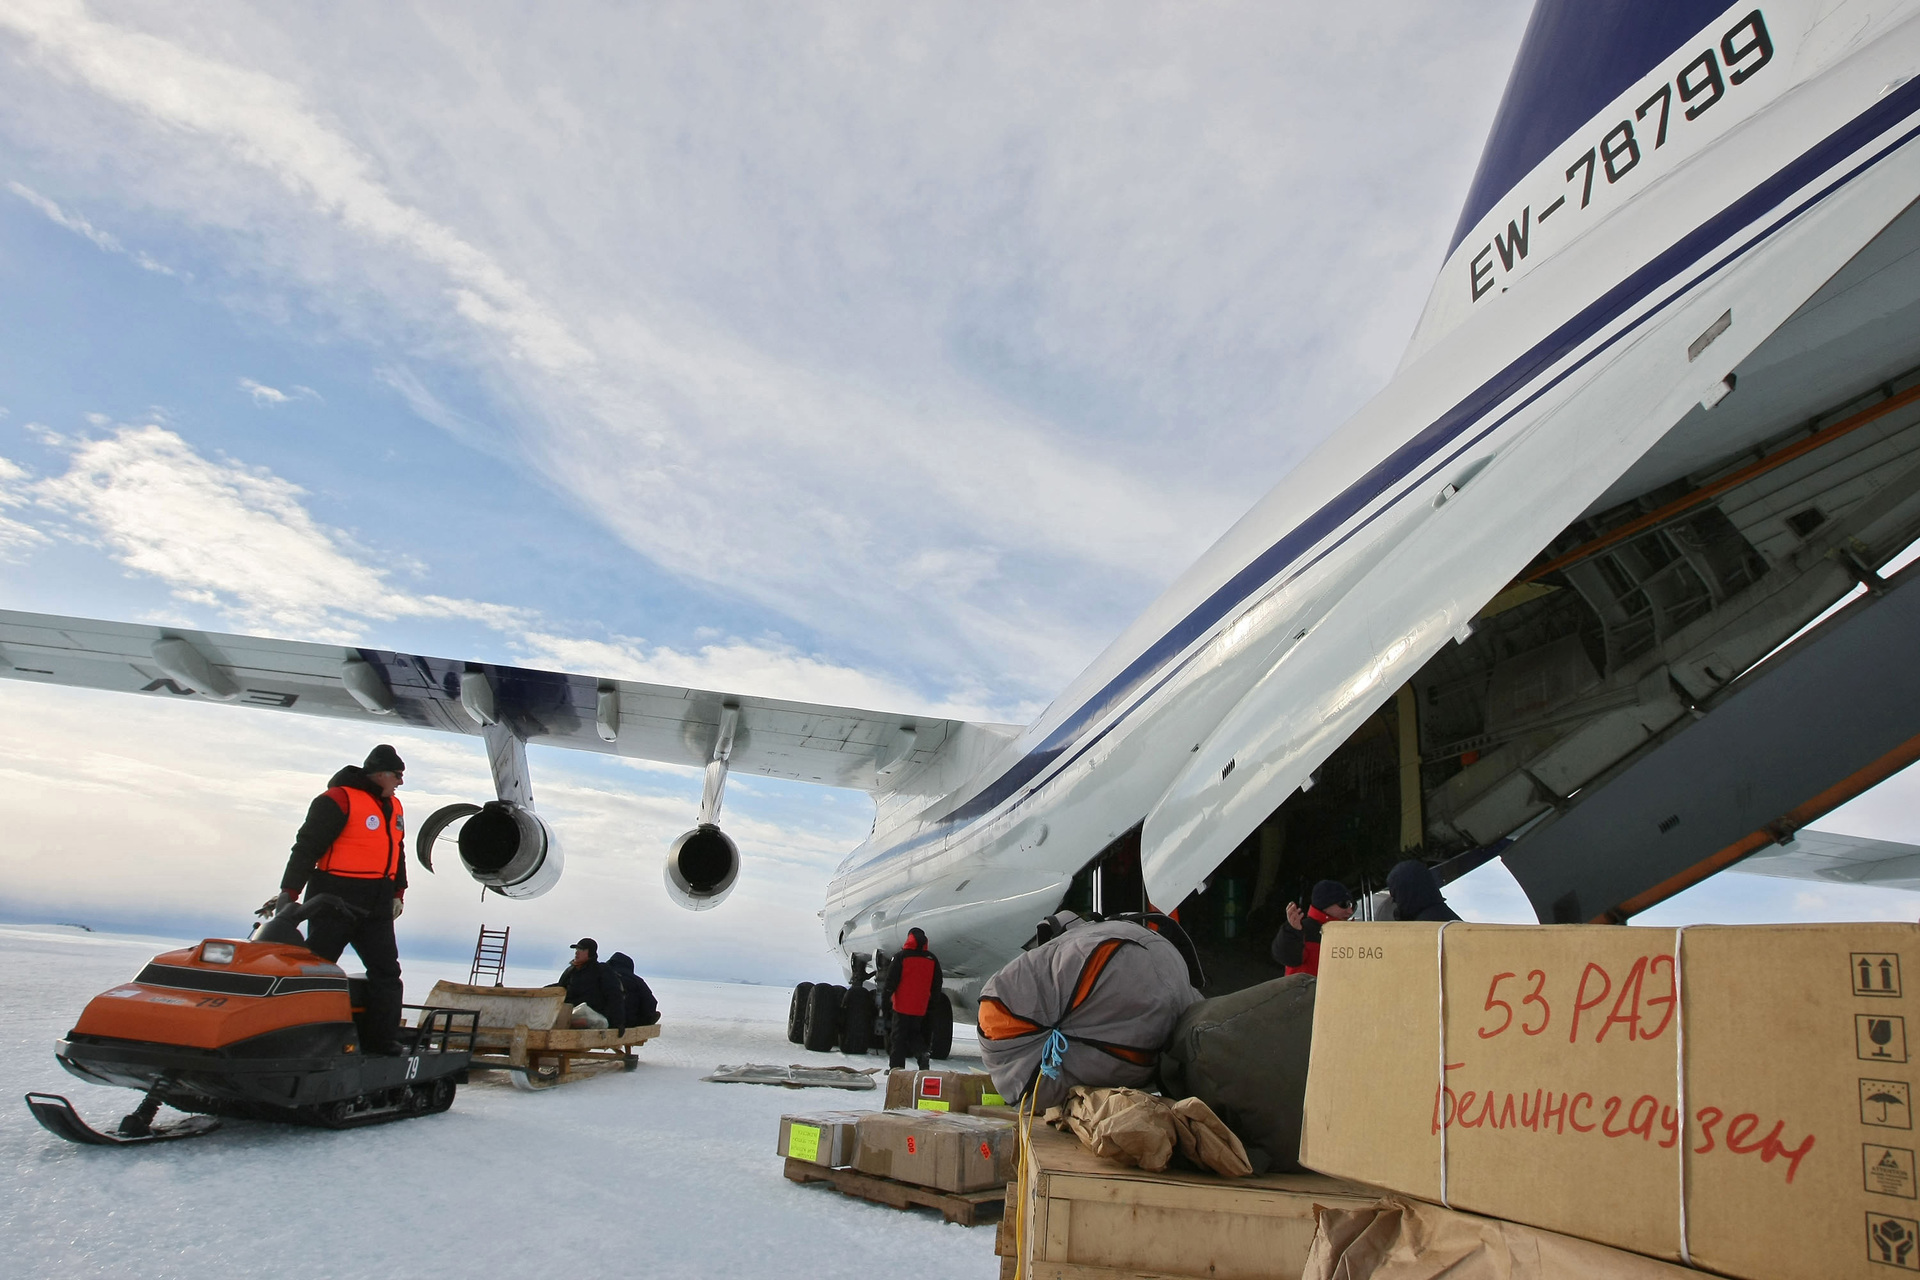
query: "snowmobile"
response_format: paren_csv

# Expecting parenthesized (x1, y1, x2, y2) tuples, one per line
(24, 895, 477, 1145)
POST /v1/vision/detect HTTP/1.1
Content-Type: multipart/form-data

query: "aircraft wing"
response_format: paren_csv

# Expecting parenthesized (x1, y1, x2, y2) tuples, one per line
(0, 608, 994, 791)
(1731, 830, 1920, 894)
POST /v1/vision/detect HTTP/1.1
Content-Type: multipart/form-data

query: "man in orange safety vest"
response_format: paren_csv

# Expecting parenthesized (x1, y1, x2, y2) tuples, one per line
(270, 744, 410, 1054)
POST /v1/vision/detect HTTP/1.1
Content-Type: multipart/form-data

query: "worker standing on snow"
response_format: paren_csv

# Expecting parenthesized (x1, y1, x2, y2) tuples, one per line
(881, 927, 943, 1070)
(269, 744, 410, 1055)
(1272, 879, 1353, 976)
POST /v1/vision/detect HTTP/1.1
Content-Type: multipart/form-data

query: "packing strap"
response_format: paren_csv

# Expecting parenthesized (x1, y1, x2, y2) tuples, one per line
(1436, 921, 1452, 1208)
(1674, 926, 1691, 1266)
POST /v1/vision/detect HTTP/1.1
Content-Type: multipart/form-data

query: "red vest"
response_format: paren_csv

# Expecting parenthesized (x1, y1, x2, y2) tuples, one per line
(316, 787, 404, 880)
(890, 951, 937, 1016)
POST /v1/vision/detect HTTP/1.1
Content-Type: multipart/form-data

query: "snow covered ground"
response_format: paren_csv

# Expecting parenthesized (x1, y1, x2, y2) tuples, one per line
(0, 924, 997, 1279)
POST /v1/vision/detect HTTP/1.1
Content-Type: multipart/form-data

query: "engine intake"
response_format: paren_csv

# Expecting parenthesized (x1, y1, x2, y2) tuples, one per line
(417, 800, 563, 899)
(665, 823, 739, 911)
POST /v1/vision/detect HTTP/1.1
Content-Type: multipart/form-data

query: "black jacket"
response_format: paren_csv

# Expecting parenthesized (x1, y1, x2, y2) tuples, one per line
(1387, 860, 1461, 923)
(554, 958, 626, 1021)
(606, 952, 659, 1027)
(282, 766, 407, 897)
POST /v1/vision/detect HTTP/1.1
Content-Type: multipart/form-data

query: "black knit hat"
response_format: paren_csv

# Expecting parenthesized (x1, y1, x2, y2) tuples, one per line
(1311, 879, 1353, 911)
(363, 744, 406, 775)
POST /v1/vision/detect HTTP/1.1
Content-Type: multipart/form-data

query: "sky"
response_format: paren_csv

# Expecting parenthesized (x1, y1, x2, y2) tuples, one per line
(1, 1, 1916, 987)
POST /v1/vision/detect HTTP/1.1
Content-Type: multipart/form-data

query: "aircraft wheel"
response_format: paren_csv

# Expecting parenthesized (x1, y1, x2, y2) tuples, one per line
(786, 982, 814, 1045)
(803, 984, 845, 1052)
(928, 991, 954, 1061)
(840, 987, 877, 1055)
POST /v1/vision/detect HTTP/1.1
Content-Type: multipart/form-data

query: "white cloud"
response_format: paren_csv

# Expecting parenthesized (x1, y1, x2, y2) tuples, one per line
(7, 179, 182, 276)
(32, 422, 529, 640)
(0, 455, 50, 559)
(0, 1, 1531, 696)
(16, 421, 1007, 716)
(237, 377, 317, 406)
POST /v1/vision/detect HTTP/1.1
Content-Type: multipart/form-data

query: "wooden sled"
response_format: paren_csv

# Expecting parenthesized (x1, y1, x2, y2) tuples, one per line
(421, 981, 660, 1091)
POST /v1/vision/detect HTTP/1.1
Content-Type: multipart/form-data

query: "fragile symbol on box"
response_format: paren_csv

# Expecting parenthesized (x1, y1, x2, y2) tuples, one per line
(1863, 1079, 1914, 1130)
(1855, 953, 1904, 997)
(1862, 1016, 1911, 1063)
(1866, 1145, 1918, 1199)
(1868, 1212, 1920, 1270)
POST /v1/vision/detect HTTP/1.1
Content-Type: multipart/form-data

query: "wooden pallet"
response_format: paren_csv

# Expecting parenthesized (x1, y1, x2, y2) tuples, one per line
(783, 1157, 1006, 1226)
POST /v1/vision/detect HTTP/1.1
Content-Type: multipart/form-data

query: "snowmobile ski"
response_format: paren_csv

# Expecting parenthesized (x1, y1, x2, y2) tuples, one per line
(25, 1092, 222, 1145)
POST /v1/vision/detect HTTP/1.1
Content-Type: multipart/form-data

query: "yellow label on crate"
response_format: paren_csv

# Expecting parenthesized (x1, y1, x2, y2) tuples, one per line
(789, 1123, 822, 1162)
(915, 1099, 950, 1112)
(981, 1092, 1005, 1106)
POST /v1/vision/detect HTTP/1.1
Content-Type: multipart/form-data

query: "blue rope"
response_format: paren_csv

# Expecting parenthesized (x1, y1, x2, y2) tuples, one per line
(1039, 1028, 1069, 1079)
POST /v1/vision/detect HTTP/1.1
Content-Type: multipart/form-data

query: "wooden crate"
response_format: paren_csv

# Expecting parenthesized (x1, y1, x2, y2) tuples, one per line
(996, 1120, 1380, 1280)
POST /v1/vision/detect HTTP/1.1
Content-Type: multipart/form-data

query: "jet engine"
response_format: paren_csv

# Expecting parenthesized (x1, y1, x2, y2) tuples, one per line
(418, 800, 564, 900)
(664, 823, 739, 910)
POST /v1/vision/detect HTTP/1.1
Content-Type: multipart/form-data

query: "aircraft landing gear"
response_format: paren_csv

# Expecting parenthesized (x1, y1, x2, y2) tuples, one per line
(785, 954, 950, 1059)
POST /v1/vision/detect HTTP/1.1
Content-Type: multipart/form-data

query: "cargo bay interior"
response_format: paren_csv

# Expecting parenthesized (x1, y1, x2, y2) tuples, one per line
(1072, 195, 1920, 995)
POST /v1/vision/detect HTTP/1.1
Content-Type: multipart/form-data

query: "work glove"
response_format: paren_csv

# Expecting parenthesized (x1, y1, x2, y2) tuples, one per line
(391, 895, 405, 920)
(258, 890, 297, 918)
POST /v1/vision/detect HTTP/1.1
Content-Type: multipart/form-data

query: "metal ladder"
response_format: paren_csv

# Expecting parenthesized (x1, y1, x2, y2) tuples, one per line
(468, 925, 510, 986)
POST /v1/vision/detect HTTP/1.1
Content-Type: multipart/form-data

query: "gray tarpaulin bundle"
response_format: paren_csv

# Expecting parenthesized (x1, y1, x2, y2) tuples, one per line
(977, 914, 1199, 1109)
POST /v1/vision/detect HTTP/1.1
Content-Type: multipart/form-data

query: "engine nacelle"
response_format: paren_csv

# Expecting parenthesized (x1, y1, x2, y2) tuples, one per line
(664, 823, 739, 910)
(419, 800, 563, 899)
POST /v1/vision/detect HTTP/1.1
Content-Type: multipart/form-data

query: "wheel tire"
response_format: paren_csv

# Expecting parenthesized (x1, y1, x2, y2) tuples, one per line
(840, 987, 877, 1055)
(786, 982, 815, 1045)
(928, 991, 954, 1061)
(432, 1079, 456, 1111)
(803, 984, 845, 1052)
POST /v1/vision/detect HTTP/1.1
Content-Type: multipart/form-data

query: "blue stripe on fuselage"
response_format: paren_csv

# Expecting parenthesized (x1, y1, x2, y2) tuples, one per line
(849, 77, 1920, 879)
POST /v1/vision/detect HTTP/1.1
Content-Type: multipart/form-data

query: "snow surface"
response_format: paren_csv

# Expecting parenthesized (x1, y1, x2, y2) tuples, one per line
(0, 925, 998, 1279)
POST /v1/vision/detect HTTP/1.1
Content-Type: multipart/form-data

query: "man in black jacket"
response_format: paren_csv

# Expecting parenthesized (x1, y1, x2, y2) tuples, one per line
(270, 744, 410, 1054)
(1387, 859, 1463, 922)
(606, 952, 660, 1028)
(553, 938, 626, 1028)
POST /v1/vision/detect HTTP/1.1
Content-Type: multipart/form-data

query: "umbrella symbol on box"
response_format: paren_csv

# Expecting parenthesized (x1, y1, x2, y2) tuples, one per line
(1865, 1080, 1913, 1128)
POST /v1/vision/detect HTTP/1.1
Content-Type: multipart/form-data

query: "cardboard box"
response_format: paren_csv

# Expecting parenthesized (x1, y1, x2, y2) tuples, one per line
(776, 1110, 865, 1168)
(854, 1110, 1017, 1192)
(1300, 921, 1920, 1280)
(883, 1068, 1005, 1113)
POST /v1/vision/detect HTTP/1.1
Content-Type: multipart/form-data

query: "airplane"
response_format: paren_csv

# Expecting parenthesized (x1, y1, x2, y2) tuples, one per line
(10, 0, 1920, 1051)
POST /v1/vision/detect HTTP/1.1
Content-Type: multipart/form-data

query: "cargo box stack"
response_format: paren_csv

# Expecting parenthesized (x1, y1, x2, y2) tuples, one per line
(1301, 921, 1920, 1280)
(883, 1069, 1005, 1113)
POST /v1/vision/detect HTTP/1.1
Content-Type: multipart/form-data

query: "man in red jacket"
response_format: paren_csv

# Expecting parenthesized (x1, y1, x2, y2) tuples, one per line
(1271, 879, 1353, 977)
(269, 744, 409, 1054)
(881, 927, 943, 1070)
